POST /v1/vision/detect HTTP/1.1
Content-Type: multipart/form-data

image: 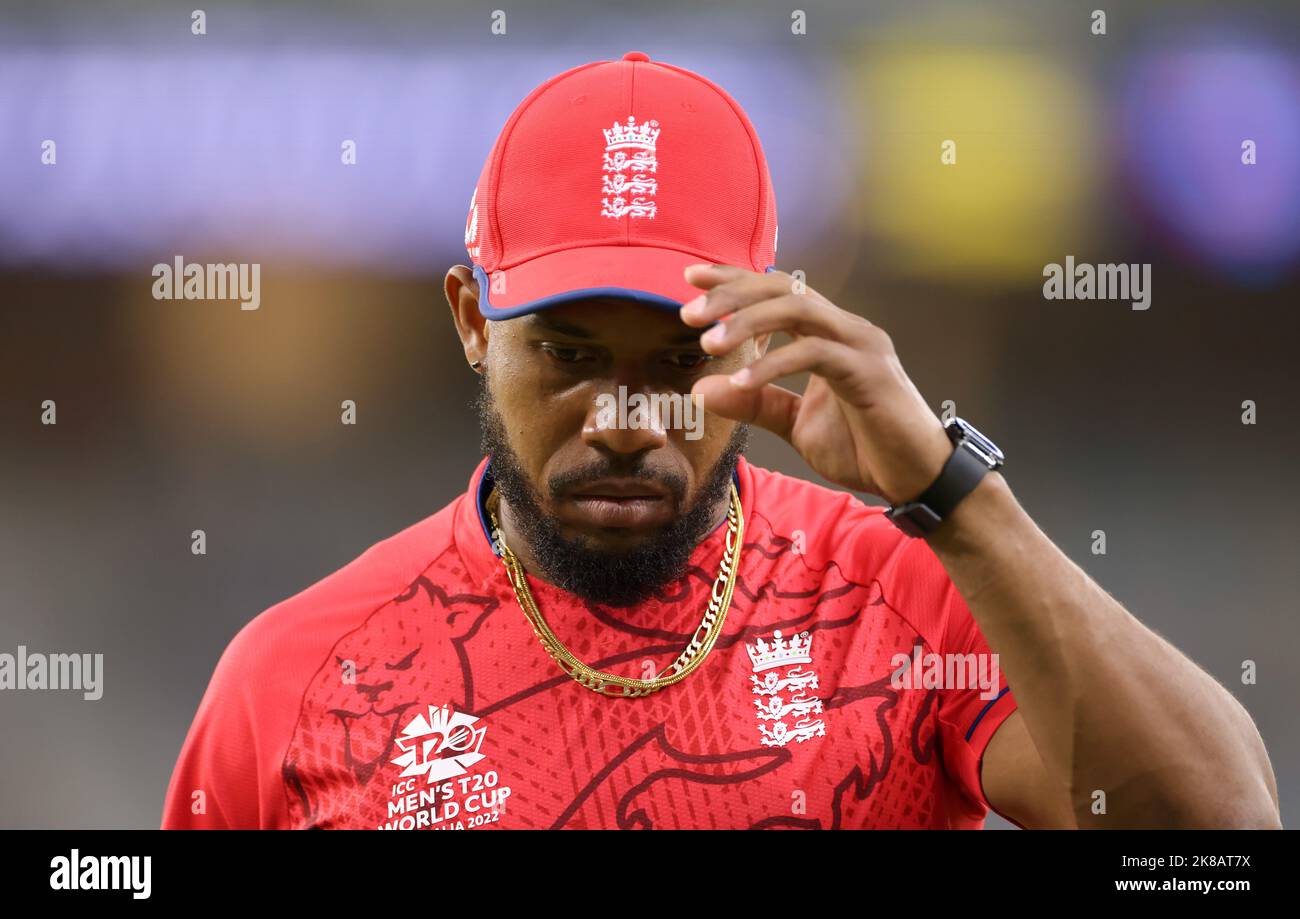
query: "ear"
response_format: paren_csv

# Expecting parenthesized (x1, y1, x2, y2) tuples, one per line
(445, 265, 488, 371)
(753, 331, 773, 359)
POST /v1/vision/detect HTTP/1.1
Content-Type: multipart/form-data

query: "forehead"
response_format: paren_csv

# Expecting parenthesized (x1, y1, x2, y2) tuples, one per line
(511, 297, 701, 346)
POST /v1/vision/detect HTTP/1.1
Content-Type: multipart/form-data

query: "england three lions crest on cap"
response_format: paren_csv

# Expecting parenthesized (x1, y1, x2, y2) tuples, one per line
(602, 116, 659, 220)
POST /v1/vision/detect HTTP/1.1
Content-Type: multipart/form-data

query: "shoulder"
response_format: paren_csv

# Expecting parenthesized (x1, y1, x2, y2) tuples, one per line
(163, 498, 471, 827)
(215, 497, 465, 690)
(746, 462, 902, 577)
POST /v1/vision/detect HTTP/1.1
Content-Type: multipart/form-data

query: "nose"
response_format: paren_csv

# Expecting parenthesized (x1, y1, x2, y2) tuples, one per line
(582, 385, 669, 456)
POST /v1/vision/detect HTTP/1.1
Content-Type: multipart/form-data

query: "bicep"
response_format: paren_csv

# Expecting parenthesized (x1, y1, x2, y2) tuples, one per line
(980, 709, 1077, 829)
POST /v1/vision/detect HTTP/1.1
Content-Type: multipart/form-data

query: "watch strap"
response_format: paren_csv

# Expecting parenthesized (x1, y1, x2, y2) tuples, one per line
(885, 442, 991, 537)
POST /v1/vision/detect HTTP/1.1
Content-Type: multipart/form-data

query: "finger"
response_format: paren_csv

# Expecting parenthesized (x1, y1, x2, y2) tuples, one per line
(692, 374, 802, 442)
(698, 295, 858, 357)
(682, 262, 756, 292)
(730, 337, 863, 392)
(680, 265, 799, 326)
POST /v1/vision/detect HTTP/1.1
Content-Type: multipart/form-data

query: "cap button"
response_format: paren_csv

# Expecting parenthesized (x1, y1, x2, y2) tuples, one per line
(622, 51, 651, 62)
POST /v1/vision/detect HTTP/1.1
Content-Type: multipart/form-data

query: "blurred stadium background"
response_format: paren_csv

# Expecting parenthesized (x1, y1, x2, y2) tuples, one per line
(1, 0, 1297, 828)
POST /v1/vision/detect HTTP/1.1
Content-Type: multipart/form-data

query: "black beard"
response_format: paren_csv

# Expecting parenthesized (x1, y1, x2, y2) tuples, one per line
(476, 378, 748, 608)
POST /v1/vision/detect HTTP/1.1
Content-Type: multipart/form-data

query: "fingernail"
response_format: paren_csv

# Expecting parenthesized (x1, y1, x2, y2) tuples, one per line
(701, 323, 726, 348)
(730, 367, 751, 387)
(681, 294, 707, 315)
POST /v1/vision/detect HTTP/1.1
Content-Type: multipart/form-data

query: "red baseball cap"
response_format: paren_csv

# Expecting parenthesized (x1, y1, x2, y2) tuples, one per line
(465, 51, 778, 319)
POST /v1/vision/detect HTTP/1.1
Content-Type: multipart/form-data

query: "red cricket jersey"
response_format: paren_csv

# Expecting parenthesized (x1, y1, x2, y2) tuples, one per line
(162, 456, 1017, 829)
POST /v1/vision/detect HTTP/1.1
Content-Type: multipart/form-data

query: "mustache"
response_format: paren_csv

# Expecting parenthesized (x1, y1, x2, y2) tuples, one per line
(547, 460, 688, 504)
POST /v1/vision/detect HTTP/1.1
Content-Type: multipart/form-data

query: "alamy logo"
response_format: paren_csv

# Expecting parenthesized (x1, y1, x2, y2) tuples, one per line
(890, 645, 1002, 701)
(602, 116, 659, 219)
(1042, 256, 1151, 311)
(50, 850, 150, 899)
(391, 703, 487, 784)
(151, 256, 260, 310)
(594, 386, 704, 440)
(0, 645, 102, 700)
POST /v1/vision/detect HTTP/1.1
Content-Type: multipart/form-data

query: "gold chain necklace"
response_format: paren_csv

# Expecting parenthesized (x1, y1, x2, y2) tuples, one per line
(486, 481, 745, 698)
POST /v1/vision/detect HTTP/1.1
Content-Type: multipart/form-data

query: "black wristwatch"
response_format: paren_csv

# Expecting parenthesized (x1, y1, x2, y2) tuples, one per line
(885, 417, 1004, 538)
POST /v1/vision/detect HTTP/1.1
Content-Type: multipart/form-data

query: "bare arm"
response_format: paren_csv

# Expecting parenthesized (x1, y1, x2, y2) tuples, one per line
(937, 472, 1281, 828)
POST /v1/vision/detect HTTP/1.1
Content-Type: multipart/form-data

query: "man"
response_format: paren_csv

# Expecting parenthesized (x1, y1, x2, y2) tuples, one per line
(163, 52, 1279, 830)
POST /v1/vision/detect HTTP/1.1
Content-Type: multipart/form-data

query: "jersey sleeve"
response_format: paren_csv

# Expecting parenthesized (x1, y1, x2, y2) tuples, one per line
(896, 537, 1019, 815)
(161, 621, 287, 829)
(935, 581, 1018, 813)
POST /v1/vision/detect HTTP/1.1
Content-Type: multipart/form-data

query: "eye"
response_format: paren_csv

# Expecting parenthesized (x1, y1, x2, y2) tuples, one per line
(540, 343, 593, 364)
(666, 351, 714, 371)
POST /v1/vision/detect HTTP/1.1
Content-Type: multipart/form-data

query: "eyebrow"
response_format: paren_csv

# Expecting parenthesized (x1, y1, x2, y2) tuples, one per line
(526, 311, 705, 346)
(528, 313, 593, 338)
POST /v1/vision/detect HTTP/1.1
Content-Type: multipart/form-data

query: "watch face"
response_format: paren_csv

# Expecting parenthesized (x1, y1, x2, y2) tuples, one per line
(949, 417, 1004, 468)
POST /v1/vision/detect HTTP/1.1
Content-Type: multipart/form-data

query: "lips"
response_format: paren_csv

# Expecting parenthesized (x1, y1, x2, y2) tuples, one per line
(564, 478, 674, 529)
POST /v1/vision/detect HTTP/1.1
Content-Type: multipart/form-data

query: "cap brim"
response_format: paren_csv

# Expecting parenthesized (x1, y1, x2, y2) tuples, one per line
(473, 245, 708, 319)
